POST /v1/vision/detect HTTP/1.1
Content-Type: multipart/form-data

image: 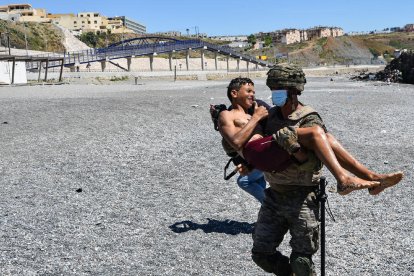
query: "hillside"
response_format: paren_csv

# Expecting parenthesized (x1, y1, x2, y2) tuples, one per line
(248, 32, 414, 66)
(0, 20, 65, 52)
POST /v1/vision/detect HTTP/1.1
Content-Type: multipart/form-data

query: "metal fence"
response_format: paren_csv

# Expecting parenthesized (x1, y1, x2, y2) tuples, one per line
(25, 39, 272, 70)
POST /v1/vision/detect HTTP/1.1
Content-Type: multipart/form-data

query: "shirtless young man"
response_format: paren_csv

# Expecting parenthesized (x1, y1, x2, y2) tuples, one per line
(218, 77, 403, 195)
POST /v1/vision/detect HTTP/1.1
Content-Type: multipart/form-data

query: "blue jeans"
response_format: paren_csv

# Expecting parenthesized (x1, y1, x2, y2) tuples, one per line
(237, 169, 266, 204)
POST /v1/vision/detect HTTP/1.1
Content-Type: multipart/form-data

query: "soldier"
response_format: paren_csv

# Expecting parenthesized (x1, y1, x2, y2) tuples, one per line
(250, 65, 403, 275)
(218, 71, 403, 275)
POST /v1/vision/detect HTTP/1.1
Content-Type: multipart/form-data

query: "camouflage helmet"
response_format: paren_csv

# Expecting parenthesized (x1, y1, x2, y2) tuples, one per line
(266, 64, 307, 91)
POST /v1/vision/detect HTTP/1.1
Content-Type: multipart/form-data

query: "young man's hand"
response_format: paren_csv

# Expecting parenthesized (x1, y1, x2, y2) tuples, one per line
(251, 101, 268, 121)
(237, 164, 251, 176)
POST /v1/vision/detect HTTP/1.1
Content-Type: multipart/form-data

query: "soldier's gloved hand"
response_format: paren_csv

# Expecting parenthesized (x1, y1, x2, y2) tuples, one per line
(272, 126, 301, 154)
(297, 151, 323, 172)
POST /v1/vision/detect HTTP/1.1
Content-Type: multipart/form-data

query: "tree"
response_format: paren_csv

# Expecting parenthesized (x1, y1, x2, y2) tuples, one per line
(247, 34, 256, 46)
(79, 32, 98, 48)
(264, 35, 272, 47)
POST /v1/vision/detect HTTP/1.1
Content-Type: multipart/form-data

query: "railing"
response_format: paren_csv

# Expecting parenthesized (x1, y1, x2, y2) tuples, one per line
(26, 39, 273, 70)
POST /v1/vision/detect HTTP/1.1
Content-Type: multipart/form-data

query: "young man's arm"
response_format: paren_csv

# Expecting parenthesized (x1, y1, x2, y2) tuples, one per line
(218, 103, 268, 152)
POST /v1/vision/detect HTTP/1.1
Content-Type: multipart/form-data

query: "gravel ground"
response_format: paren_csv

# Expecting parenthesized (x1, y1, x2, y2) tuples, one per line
(0, 77, 413, 275)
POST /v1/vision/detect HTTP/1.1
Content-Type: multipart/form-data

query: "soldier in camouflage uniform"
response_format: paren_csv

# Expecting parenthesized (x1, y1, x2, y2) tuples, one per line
(250, 65, 322, 276)
(251, 65, 404, 275)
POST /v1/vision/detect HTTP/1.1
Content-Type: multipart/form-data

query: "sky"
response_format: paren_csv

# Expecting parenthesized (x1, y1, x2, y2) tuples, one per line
(3, 0, 414, 35)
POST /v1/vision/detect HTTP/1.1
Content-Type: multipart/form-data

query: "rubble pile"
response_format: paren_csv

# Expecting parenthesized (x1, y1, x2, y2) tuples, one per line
(375, 51, 414, 84)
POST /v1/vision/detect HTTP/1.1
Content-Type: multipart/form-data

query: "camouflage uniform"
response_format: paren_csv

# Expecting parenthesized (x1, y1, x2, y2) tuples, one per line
(252, 65, 325, 276)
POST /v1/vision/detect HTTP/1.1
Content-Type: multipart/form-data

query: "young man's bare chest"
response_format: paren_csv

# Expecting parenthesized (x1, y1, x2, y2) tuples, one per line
(233, 113, 252, 129)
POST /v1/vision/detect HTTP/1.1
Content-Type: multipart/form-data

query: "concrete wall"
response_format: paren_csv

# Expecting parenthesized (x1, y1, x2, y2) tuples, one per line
(0, 61, 27, 84)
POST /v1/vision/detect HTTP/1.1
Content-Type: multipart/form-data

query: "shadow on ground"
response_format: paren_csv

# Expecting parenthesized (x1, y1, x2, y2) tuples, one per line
(169, 218, 255, 235)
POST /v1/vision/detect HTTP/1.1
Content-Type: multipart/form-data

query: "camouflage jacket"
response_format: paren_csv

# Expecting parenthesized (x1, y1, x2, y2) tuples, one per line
(263, 104, 326, 192)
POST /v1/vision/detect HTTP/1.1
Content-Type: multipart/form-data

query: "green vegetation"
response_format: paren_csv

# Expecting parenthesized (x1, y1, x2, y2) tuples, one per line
(368, 47, 380, 58)
(264, 35, 272, 47)
(285, 41, 309, 52)
(79, 32, 99, 48)
(316, 37, 328, 47)
(247, 34, 256, 45)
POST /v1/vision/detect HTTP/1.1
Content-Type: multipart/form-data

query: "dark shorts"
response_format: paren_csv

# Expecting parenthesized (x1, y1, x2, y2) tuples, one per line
(243, 136, 292, 173)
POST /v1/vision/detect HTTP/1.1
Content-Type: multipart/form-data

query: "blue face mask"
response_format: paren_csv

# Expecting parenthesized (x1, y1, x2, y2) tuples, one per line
(271, 90, 288, 107)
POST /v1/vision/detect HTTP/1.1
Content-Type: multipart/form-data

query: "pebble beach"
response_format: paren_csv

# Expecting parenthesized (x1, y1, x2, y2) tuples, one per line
(0, 74, 413, 275)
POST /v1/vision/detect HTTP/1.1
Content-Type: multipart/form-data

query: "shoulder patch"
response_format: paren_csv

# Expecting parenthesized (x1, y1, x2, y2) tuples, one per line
(288, 105, 317, 121)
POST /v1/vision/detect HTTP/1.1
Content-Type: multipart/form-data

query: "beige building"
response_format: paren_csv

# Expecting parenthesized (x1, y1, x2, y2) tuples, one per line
(0, 3, 50, 22)
(307, 26, 344, 40)
(48, 12, 134, 34)
(256, 26, 343, 45)
(0, 5, 136, 35)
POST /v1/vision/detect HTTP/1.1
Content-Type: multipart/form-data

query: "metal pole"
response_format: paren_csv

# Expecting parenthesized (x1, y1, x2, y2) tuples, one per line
(59, 58, 64, 82)
(319, 176, 327, 276)
(23, 22, 28, 56)
(11, 57, 16, 84)
(7, 33, 11, 55)
(174, 65, 177, 82)
(44, 59, 49, 82)
(38, 61, 42, 82)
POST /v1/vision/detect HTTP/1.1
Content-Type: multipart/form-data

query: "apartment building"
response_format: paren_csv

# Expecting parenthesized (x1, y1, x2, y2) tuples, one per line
(108, 16, 146, 34)
(0, 3, 49, 22)
(49, 12, 140, 34)
(256, 26, 343, 45)
(0, 3, 146, 35)
(404, 24, 414, 32)
(208, 36, 248, 42)
(307, 26, 343, 40)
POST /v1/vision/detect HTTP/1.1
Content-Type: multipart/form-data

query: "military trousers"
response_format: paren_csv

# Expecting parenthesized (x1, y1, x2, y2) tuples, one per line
(252, 187, 320, 256)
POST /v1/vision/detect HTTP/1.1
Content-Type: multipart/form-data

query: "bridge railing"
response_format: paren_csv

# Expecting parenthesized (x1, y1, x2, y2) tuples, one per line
(25, 39, 272, 70)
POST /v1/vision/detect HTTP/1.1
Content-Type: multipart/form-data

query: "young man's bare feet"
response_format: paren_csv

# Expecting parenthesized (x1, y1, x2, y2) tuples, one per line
(368, 171, 404, 195)
(337, 176, 380, 196)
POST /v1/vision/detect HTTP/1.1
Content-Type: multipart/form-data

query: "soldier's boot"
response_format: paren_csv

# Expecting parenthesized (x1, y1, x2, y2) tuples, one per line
(252, 250, 292, 276)
(290, 252, 316, 276)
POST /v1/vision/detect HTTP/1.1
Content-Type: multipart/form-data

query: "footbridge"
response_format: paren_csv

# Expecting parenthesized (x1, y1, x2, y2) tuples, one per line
(26, 37, 274, 72)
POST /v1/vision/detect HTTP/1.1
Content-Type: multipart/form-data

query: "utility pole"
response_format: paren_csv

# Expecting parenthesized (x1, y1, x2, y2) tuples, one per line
(23, 22, 28, 56)
(7, 32, 10, 55)
(194, 26, 199, 37)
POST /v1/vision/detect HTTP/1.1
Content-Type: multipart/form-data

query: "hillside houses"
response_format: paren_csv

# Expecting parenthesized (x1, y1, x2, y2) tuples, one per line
(256, 26, 344, 45)
(0, 3, 146, 34)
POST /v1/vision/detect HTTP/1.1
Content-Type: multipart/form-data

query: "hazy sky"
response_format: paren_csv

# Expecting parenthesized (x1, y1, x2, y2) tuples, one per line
(5, 0, 414, 35)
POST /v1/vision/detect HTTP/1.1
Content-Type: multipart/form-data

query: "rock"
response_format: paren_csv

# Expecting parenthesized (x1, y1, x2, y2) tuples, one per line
(375, 51, 414, 84)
